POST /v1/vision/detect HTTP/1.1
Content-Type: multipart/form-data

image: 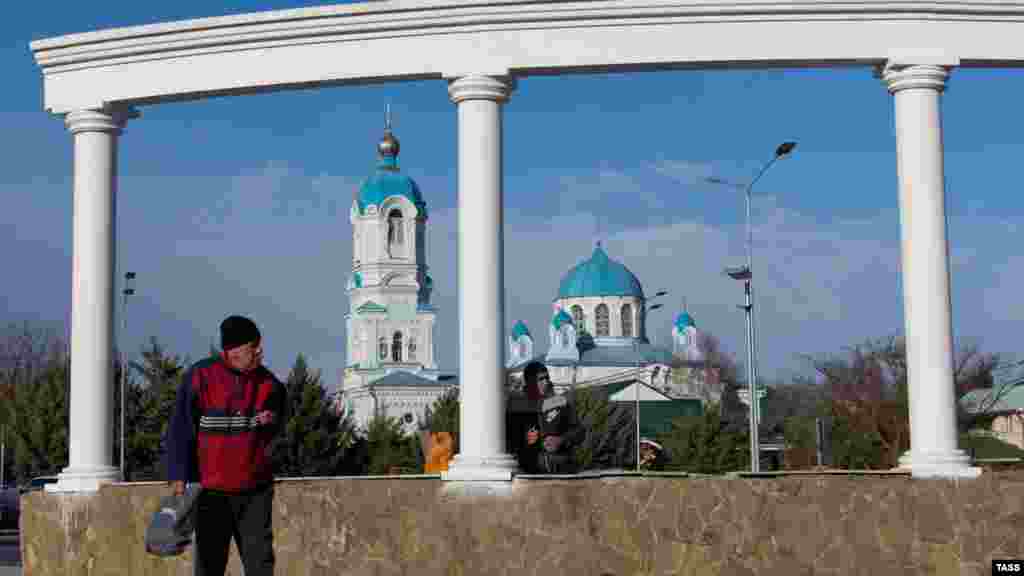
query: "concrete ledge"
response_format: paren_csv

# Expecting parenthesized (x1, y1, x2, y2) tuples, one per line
(20, 471, 1024, 575)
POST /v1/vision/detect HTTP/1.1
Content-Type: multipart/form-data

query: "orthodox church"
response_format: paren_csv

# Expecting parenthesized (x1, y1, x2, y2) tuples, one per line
(506, 244, 722, 404)
(335, 117, 720, 433)
(335, 118, 456, 433)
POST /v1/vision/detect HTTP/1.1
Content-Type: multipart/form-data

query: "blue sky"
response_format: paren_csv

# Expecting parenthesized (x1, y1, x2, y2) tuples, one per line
(3, 2, 1024, 388)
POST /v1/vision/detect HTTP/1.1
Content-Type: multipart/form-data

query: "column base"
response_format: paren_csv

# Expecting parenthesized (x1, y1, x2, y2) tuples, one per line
(46, 465, 120, 493)
(442, 453, 518, 482)
(897, 450, 982, 479)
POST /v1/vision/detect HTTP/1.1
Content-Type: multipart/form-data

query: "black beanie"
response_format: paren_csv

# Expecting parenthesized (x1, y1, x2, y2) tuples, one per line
(220, 315, 261, 352)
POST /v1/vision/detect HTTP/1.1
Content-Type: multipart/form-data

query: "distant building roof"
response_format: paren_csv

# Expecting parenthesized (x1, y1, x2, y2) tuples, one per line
(368, 370, 456, 388)
(546, 340, 673, 368)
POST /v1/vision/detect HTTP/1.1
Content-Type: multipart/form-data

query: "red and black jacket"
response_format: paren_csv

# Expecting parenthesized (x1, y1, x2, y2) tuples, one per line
(167, 356, 287, 493)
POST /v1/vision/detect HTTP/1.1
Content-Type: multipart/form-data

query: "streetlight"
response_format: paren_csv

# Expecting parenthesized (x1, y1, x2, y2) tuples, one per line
(714, 141, 797, 473)
(120, 271, 136, 482)
(635, 295, 666, 472)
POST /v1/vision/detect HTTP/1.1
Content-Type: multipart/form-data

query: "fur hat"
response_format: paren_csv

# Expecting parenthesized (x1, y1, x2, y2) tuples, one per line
(220, 315, 261, 352)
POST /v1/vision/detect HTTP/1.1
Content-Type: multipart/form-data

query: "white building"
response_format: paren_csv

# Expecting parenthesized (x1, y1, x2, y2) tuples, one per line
(336, 120, 456, 433)
(507, 244, 720, 403)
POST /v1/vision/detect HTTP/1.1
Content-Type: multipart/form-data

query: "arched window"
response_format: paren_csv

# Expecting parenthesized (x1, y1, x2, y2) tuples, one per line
(595, 304, 609, 337)
(392, 331, 403, 363)
(621, 303, 634, 337)
(387, 208, 404, 251)
(571, 305, 584, 332)
(378, 337, 388, 361)
(408, 335, 417, 362)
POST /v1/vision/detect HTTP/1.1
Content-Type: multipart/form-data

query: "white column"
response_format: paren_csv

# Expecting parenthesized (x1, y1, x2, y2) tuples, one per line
(444, 74, 519, 481)
(49, 108, 136, 493)
(882, 63, 979, 479)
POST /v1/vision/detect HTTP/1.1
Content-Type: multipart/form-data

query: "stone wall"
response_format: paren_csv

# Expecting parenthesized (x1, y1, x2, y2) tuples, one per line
(20, 471, 1024, 575)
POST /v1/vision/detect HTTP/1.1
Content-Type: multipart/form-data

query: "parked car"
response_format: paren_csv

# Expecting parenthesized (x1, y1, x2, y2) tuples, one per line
(20, 475, 59, 494)
(0, 488, 18, 529)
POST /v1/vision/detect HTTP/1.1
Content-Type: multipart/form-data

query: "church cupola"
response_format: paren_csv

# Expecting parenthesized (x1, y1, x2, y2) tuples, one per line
(354, 107, 427, 218)
(508, 320, 534, 367)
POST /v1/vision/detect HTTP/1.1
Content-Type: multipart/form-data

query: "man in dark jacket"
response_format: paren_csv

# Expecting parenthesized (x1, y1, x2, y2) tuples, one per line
(521, 361, 577, 474)
(167, 315, 288, 576)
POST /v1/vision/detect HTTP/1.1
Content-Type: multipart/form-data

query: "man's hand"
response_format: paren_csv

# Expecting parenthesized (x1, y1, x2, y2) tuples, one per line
(254, 410, 275, 426)
(543, 435, 562, 453)
(526, 427, 539, 445)
(170, 480, 185, 496)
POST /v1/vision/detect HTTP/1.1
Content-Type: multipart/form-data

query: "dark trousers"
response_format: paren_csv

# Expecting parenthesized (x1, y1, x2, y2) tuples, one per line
(195, 486, 275, 576)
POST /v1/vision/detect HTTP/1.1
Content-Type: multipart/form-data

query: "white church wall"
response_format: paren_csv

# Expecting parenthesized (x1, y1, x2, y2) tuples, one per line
(554, 295, 643, 338)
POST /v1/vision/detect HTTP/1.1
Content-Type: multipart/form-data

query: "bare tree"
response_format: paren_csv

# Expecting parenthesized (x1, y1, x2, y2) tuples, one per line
(803, 335, 1005, 434)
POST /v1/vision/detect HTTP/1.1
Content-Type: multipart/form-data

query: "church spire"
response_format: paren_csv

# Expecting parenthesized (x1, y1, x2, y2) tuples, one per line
(377, 104, 400, 168)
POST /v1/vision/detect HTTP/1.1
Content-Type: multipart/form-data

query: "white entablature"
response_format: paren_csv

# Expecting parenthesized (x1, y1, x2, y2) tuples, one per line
(30, 0, 1024, 113)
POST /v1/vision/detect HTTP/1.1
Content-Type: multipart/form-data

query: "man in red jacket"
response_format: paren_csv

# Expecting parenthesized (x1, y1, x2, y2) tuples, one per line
(167, 315, 288, 576)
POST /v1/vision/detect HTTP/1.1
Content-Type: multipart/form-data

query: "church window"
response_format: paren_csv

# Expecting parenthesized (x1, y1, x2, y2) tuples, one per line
(378, 337, 388, 361)
(621, 304, 634, 337)
(392, 331, 403, 362)
(571, 305, 584, 332)
(387, 208, 404, 251)
(408, 335, 417, 362)
(595, 304, 609, 337)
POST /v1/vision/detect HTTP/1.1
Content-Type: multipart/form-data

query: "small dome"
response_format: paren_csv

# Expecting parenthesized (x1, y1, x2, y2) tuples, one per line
(512, 320, 531, 339)
(557, 244, 644, 299)
(355, 128, 427, 216)
(551, 309, 573, 329)
(674, 312, 695, 331)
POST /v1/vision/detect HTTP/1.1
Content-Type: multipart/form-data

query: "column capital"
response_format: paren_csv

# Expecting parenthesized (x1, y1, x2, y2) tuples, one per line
(65, 107, 139, 135)
(880, 63, 951, 95)
(448, 75, 515, 104)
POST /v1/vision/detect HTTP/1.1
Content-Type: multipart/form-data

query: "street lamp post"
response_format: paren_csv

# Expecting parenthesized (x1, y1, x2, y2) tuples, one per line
(120, 271, 136, 482)
(715, 141, 796, 473)
(635, 292, 666, 472)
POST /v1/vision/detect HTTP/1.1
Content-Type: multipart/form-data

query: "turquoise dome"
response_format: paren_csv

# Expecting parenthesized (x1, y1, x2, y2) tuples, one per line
(557, 245, 644, 299)
(512, 320, 531, 339)
(551, 309, 573, 329)
(355, 130, 427, 216)
(674, 312, 695, 331)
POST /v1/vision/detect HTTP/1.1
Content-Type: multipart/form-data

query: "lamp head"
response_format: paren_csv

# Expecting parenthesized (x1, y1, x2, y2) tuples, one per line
(725, 266, 752, 281)
(775, 142, 797, 157)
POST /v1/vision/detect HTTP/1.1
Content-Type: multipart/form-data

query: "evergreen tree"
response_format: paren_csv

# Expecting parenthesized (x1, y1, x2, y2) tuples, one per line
(0, 329, 69, 481)
(658, 403, 749, 474)
(420, 388, 459, 452)
(570, 387, 634, 471)
(363, 409, 419, 475)
(122, 337, 185, 480)
(272, 354, 357, 477)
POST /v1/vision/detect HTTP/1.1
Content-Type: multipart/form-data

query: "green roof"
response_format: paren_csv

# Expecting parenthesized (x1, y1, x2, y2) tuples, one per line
(557, 244, 644, 299)
(674, 312, 695, 330)
(551, 309, 573, 329)
(512, 320, 531, 339)
(356, 155, 426, 216)
(960, 382, 1024, 414)
(356, 300, 388, 314)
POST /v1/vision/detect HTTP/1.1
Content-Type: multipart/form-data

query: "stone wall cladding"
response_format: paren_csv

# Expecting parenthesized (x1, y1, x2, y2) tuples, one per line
(20, 471, 1024, 575)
